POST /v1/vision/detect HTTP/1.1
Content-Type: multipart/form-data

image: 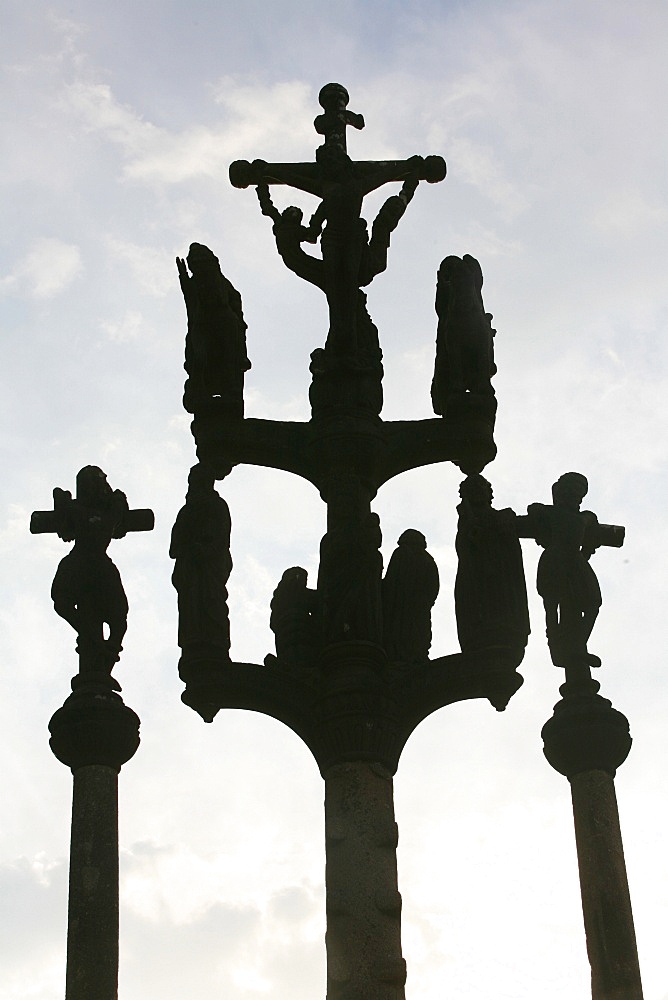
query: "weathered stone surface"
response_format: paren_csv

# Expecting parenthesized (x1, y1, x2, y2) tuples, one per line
(542, 684, 641, 998)
(66, 765, 120, 1000)
(325, 761, 406, 1000)
(570, 770, 644, 1000)
(179, 642, 524, 772)
(542, 686, 631, 779)
(49, 683, 140, 773)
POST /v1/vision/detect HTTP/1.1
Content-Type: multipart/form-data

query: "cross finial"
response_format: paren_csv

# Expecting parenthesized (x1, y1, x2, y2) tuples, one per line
(314, 82, 365, 152)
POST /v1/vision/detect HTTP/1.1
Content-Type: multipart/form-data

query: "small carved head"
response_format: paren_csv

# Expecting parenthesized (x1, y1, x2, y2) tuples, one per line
(282, 206, 304, 226)
(552, 472, 588, 511)
(397, 529, 427, 549)
(316, 142, 352, 177)
(186, 243, 219, 274)
(76, 466, 112, 506)
(318, 83, 350, 112)
(186, 463, 215, 496)
(280, 566, 308, 588)
(459, 474, 493, 507)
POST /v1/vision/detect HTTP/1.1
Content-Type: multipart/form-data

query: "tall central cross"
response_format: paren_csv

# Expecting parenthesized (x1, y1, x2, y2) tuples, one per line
(175, 85, 517, 1000)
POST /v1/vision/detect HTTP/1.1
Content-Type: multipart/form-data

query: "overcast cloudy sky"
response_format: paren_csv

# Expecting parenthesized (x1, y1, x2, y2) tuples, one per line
(2, 2, 667, 998)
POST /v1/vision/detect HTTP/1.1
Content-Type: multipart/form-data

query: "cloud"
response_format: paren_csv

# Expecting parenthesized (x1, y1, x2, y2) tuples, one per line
(0, 856, 67, 1000)
(100, 309, 145, 343)
(106, 238, 174, 297)
(59, 77, 316, 188)
(448, 136, 529, 218)
(592, 191, 667, 235)
(0, 238, 82, 299)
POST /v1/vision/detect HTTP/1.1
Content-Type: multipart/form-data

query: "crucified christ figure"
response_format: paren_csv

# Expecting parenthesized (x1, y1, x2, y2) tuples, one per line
(230, 83, 446, 364)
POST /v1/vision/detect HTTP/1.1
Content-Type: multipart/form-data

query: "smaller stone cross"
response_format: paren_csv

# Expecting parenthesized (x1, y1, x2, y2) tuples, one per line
(31, 466, 154, 685)
(517, 472, 624, 688)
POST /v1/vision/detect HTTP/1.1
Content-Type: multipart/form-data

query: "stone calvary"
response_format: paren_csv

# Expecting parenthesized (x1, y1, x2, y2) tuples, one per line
(28, 82, 642, 1000)
(165, 82, 636, 1000)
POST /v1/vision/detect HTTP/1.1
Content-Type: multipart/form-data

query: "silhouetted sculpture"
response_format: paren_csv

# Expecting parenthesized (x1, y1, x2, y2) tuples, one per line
(30, 466, 154, 682)
(382, 529, 440, 663)
(231, 82, 445, 366)
(318, 512, 383, 644)
(455, 475, 529, 654)
(518, 473, 624, 680)
(170, 464, 233, 657)
(177, 243, 251, 417)
(268, 566, 319, 669)
(32, 469, 147, 1000)
(256, 172, 418, 369)
(431, 254, 496, 415)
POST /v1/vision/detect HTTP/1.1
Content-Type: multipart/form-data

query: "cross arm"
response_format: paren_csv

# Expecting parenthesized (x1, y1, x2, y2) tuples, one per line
(515, 505, 625, 557)
(229, 160, 322, 196)
(30, 506, 154, 536)
(375, 407, 497, 487)
(355, 155, 446, 195)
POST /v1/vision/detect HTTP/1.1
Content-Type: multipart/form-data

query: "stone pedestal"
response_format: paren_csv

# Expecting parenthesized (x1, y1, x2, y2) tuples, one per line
(542, 682, 643, 1000)
(324, 761, 405, 1000)
(49, 680, 140, 1000)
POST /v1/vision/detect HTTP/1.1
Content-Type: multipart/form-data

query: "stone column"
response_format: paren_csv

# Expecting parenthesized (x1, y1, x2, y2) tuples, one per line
(542, 682, 643, 1000)
(324, 761, 406, 1000)
(49, 680, 140, 1000)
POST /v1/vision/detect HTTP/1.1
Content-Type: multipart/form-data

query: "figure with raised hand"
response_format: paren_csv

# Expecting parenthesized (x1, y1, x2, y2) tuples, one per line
(177, 243, 251, 417)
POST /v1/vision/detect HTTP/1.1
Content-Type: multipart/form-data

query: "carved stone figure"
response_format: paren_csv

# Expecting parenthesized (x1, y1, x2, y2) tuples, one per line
(382, 529, 440, 663)
(518, 473, 624, 673)
(318, 512, 383, 644)
(169, 464, 233, 657)
(455, 475, 530, 654)
(257, 179, 417, 369)
(268, 566, 319, 669)
(431, 254, 496, 415)
(49, 467, 131, 679)
(176, 243, 251, 417)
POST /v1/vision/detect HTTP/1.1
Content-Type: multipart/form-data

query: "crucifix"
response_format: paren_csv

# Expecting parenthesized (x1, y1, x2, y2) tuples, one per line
(31, 465, 154, 685)
(230, 82, 445, 363)
(516, 471, 625, 691)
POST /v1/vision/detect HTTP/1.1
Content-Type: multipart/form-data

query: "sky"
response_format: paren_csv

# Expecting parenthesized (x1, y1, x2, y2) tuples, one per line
(1, 1, 667, 997)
